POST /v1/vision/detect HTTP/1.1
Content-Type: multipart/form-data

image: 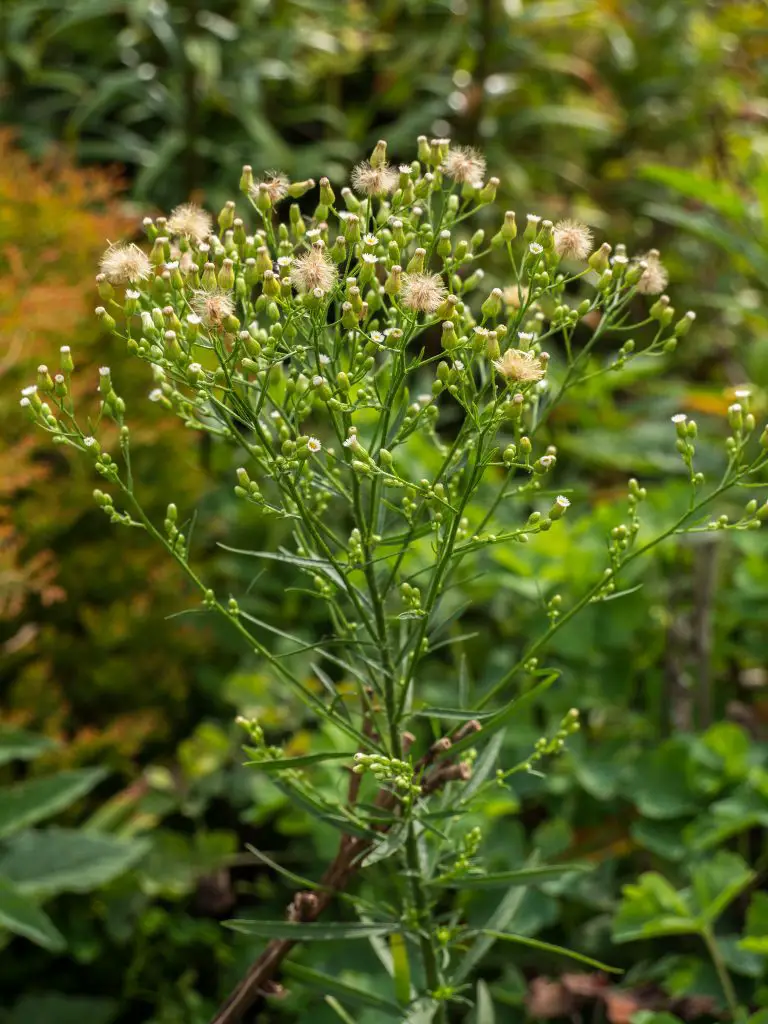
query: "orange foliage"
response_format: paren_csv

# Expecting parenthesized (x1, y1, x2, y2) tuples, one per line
(0, 131, 218, 770)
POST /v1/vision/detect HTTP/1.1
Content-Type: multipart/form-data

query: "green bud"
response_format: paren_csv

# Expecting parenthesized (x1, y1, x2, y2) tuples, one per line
(287, 178, 315, 199)
(95, 306, 116, 331)
(588, 242, 611, 274)
(218, 200, 236, 231)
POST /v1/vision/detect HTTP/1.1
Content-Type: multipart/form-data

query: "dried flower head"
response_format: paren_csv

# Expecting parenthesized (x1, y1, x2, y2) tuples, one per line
(442, 146, 486, 185)
(99, 243, 152, 284)
(553, 220, 593, 260)
(290, 247, 338, 295)
(251, 171, 290, 205)
(635, 250, 669, 295)
(401, 272, 447, 314)
(351, 161, 398, 197)
(493, 348, 546, 383)
(191, 289, 236, 330)
(166, 203, 213, 241)
(502, 285, 530, 309)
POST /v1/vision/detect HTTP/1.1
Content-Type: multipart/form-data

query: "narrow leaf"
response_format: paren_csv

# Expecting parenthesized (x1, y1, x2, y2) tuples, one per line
(455, 871, 528, 982)
(430, 864, 589, 889)
(223, 919, 397, 941)
(479, 930, 622, 972)
(390, 931, 412, 1005)
(0, 875, 66, 951)
(476, 979, 496, 1024)
(450, 672, 560, 758)
(284, 961, 402, 1016)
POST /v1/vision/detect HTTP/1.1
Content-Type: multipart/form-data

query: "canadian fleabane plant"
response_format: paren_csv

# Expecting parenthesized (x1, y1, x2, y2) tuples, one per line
(19, 136, 768, 1023)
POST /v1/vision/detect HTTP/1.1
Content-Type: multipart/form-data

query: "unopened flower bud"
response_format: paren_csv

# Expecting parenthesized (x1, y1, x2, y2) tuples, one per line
(287, 178, 315, 198)
(588, 242, 611, 274)
(95, 306, 116, 331)
(239, 165, 254, 193)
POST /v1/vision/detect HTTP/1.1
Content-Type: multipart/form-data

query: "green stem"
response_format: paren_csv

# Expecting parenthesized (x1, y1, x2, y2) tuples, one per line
(701, 925, 739, 1019)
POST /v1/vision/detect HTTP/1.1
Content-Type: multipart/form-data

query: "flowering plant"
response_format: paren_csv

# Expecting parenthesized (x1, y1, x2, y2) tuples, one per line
(19, 137, 768, 1023)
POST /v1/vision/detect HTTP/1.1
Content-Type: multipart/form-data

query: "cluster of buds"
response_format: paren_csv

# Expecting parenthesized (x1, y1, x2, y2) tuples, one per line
(352, 752, 420, 795)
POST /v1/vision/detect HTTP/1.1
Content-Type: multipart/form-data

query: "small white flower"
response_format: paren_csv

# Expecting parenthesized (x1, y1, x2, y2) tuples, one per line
(198, 242, 210, 254)
(20, 397, 30, 408)
(417, 394, 431, 404)
(164, 260, 179, 270)
(671, 413, 687, 424)
(518, 331, 535, 344)
(277, 256, 293, 268)
(38, 364, 48, 373)
(54, 374, 64, 384)
(343, 436, 359, 449)
(454, 360, 465, 371)
(99, 366, 110, 376)
(21, 385, 37, 396)
(318, 354, 331, 366)
(149, 389, 163, 402)
(369, 331, 385, 345)
(306, 228, 322, 240)
(83, 436, 97, 447)
(270, 410, 281, 419)
(362, 253, 378, 264)
(125, 289, 140, 300)
(187, 313, 202, 325)
(473, 326, 489, 337)
(189, 362, 203, 373)
(398, 165, 411, 175)
(612, 254, 628, 266)
(539, 454, 555, 469)
(312, 375, 325, 387)
(60, 346, 70, 354)
(555, 495, 570, 509)
(528, 242, 544, 256)
(728, 402, 742, 415)
(363, 234, 379, 246)
(307, 437, 322, 453)
(412, 206, 423, 217)
(734, 389, 751, 399)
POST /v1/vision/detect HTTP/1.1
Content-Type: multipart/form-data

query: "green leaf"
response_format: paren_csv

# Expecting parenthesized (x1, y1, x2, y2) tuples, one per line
(613, 872, 697, 943)
(429, 864, 588, 889)
(283, 962, 402, 1017)
(223, 919, 397, 941)
(0, 875, 65, 951)
(631, 1015, 685, 1024)
(639, 163, 748, 221)
(0, 769, 106, 839)
(243, 751, 355, 771)
(478, 930, 622, 972)
(475, 980, 495, 1024)
(691, 851, 755, 924)
(389, 931, 411, 1006)
(410, 707, 495, 721)
(0, 729, 57, 766)
(3, 994, 117, 1024)
(740, 891, 768, 957)
(455, 866, 530, 983)
(628, 739, 700, 819)
(0, 828, 150, 897)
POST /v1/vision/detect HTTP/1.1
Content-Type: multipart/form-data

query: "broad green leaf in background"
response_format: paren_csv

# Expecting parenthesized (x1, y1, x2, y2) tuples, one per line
(739, 892, 768, 957)
(0, 729, 57, 766)
(0, 828, 150, 897)
(0, 876, 65, 951)
(0, 770, 106, 839)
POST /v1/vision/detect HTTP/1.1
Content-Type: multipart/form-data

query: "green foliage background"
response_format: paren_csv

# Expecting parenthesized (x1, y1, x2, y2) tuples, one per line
(1, 1, 767, 1022)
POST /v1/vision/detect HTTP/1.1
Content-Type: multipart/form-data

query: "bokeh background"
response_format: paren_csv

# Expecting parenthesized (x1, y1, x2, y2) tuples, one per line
(1, 1, 767, 1022)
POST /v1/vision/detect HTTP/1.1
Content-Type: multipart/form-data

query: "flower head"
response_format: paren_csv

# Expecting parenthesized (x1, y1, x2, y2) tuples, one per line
(250, 171, 290, 205)
(290, 246, 338, 295)
(442, 146, 486, 185)
(553, 220, 593, 260)
(307, 437, 322, 453)
(99, 243, 152, 284)
(493, 348, 546, 384)
(401, 272, 447, 314)
(191, 288, 236, 329)
(635, 250, 669, 295)
(166, 203, 213, 241)
(351, 161, 398, 197)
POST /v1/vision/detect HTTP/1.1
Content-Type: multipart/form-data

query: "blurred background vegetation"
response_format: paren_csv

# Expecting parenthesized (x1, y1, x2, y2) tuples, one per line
(1, 1, 767, 1022)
